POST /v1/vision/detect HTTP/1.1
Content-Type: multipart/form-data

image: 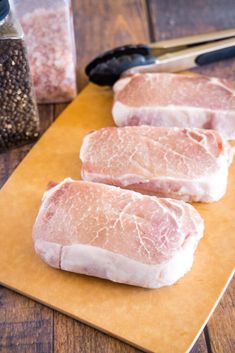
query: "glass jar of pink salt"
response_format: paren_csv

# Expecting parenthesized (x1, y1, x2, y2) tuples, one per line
(13, 0, 77, 103)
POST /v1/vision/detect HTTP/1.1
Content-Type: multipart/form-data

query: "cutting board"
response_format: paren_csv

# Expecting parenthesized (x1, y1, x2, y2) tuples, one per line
(0, 83, 234, 353)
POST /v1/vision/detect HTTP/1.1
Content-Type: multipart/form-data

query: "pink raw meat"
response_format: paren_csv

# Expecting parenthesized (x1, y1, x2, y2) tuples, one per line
(33, 179, 204, 288)
(80, 126, 233, 202)
(112, 73, 235, 140)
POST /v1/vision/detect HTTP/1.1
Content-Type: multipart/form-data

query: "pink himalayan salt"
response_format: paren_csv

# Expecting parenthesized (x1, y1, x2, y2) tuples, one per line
(21, 7, 77, 103)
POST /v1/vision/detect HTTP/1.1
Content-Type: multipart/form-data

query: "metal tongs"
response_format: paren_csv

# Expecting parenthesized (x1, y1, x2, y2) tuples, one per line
(85, 28, 235, 86)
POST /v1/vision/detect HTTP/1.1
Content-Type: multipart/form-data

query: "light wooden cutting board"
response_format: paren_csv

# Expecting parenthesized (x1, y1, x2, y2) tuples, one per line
(0, 83, 234, 353)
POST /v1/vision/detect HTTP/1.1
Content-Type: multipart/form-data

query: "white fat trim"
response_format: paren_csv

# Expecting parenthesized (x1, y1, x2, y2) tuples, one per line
(81, 169, 150, 186)
(132, 159, 229, 202)
(79, 133, 93, 161)
(112, 102, 235, 140)
(34, 239, 61, 269)
(113, 101, 235, 117)
(81, 158, 229, 202)
(60, 234, 200, 288)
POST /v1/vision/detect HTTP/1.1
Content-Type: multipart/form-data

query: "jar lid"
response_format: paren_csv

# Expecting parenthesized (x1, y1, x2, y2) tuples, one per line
(0, 0, 10, 21)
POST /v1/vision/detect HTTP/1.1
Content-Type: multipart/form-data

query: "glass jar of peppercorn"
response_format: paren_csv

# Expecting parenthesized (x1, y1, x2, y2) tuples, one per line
(0, 0, 40, 152)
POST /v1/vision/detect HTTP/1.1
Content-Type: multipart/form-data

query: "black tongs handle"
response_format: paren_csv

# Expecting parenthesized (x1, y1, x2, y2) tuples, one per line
(196, 45, 235, 65)
(125, 37, 235, 75)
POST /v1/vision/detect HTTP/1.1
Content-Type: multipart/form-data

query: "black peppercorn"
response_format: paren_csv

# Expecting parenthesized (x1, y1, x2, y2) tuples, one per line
(0, 6, 40, 153)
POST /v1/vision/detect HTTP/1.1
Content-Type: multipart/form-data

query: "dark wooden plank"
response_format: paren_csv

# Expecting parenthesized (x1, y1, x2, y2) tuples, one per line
(207, 277, 235, 353)
(0, 104, 54, 188)
(147, 0, 235, 79)
(0, 286, 53, 353)
(72, 0, 150, 90)
(190, 334, 208, 353)
(0, 104, 55, 352)
(38, 105, 55, 135)
(54, 312, 142, 353)
(54, 104, 68, 118)
(148, 0, 235, 39)
(53, 312, 75, 353)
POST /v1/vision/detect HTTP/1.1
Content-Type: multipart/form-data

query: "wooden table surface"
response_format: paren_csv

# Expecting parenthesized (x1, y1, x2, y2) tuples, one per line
(0, 1, 234, 352)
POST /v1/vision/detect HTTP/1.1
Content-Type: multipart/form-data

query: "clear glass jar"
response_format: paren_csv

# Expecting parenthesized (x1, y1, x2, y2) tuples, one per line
(0, 0, 39, 152)
(14, 0, 77, 104)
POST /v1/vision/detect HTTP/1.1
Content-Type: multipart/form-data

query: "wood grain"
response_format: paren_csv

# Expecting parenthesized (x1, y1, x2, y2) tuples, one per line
(190, 334, 208, 353)
(148, 0, 235, 79)
(0, 286, 53, 353)
(0, 1, 234, 353)
(54, 311, 142, 353)
(73, 0, 149, 90)
(0, 104, 54, 189)
(208, 278, 235, 353)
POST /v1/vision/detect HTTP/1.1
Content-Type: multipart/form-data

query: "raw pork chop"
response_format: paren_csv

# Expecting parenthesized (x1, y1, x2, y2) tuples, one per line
(80, 126, 233, 202)
(112, 73, 235, 140)
(33, 179, 204, 288)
